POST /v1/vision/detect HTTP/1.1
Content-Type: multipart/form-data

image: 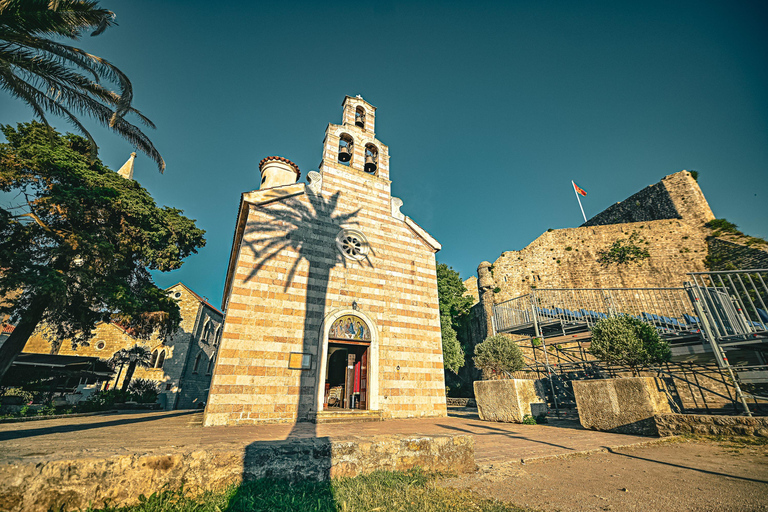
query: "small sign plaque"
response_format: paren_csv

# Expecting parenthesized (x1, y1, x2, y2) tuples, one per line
(288, 352, 312, 370)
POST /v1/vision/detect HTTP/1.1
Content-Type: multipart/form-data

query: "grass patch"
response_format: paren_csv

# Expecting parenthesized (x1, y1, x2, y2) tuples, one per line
(84, 468, 529, 512)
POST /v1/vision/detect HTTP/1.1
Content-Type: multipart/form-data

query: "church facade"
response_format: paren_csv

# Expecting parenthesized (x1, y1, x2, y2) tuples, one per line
(203, 96, 447, 426)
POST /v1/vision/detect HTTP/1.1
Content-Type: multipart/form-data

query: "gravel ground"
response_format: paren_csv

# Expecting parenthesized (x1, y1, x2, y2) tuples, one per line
(441, 438, 768, 511)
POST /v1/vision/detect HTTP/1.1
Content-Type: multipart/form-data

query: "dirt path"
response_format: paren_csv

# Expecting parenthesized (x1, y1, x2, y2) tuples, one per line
(442, 439, 768, 511)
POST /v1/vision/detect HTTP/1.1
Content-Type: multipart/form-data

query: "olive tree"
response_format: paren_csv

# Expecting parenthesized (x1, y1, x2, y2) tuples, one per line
(589, 316, 671, 376)
(473, 334, 525, 378)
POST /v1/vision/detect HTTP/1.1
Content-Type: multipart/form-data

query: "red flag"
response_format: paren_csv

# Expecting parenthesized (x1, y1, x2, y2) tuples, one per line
(573, 181, 587, 196)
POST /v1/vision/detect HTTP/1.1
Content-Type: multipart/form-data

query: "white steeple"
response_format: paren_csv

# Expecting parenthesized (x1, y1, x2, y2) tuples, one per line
(117, 152, 137, 180)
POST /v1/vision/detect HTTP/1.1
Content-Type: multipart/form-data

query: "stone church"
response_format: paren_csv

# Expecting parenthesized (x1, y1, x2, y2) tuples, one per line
(203, 96, 447, 426)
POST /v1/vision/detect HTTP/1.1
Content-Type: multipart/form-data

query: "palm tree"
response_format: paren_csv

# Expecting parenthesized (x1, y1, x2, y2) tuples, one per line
(109, 345, 153, 392)
(0, 0, 164, 171)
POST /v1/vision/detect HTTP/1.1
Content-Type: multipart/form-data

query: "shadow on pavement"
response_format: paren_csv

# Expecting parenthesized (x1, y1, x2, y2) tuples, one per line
(435, 422, 576, 450)
(0, 410, 197, 441)
(605, 446, 768, 484)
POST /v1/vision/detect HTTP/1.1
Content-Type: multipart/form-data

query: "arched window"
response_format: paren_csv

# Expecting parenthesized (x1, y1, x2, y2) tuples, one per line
(355, 107, 366, 128)
(364, 144, 378, 175)
(156, 349, 166, 369)
(338, 134, 353, 165)
(206, 354, 215, 375)
(150, 350, 158, 367)
(215, 326, 222, 346)
(192, 352, 202, 373)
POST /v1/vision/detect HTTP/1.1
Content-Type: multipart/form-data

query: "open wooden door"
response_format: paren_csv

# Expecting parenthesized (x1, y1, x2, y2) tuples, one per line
(359, 347, 368, 410)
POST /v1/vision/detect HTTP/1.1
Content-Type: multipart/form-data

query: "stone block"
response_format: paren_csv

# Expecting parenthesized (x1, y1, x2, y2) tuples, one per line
(654, 413, 768, 438)
(474, 379, 544, 423)
(0, 434, 474, 512)
(572, 377, 672, 436)
(530, 402, 548, 418)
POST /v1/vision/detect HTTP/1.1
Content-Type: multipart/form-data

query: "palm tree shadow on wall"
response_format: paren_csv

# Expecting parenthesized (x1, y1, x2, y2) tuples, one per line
(241, 185, 374, 441)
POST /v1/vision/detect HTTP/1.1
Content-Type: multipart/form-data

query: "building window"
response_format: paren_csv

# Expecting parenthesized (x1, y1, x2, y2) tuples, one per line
(338, 134, 353, 165)
(355, 107, 365, 128)
(206, 354, 215, 375)
(335, 229, 370, 261)
(364, 144, 378, 175)
(95, 341, 106, 350)
(150, 349, 158, 367)
(156, 350, 166, 369)
(192, 352, 202, 373)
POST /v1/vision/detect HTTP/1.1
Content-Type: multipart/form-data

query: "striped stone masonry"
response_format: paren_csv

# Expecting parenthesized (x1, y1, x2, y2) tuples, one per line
(204, 97, 447, 426)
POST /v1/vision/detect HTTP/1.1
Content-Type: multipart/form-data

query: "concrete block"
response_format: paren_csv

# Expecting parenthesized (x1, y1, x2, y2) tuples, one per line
(474, 379, 544, 423)
(573, 377, 672, 436)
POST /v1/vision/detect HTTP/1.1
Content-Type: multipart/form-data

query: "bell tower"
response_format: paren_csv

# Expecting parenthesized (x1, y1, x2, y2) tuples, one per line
(319, 95, 390, 182)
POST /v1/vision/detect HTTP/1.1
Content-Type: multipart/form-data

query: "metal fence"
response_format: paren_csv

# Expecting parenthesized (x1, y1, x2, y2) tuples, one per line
(686, 270, 768, 343)
(494, 287, 699, 337)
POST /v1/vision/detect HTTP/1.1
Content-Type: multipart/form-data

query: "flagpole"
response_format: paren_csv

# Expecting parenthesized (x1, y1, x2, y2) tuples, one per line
(572, 181, 587, 223)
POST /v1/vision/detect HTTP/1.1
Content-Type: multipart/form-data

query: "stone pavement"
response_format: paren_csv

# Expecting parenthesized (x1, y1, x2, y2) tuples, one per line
(0, 407, 660, 466)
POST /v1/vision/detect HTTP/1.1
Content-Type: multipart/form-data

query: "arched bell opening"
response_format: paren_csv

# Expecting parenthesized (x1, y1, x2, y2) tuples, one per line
(364, 144, 378, 175)
(338, 134, 353, 165)
(355, 107, 366, 128)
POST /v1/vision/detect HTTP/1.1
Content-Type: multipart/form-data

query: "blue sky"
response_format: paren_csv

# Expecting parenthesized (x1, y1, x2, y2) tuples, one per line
(2, 0, 767, 306)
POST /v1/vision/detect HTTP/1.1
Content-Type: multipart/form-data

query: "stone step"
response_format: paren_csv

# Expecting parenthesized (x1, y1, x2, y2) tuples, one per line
(313, 409, 383, 424)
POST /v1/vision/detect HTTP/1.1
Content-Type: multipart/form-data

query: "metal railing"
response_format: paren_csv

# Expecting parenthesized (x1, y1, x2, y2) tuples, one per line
(686, 270, 768, 342)
(494, 287, 700, 337)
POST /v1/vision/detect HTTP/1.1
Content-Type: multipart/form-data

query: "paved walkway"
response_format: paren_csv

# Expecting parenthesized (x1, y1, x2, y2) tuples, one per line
(0, 408, 660, 466)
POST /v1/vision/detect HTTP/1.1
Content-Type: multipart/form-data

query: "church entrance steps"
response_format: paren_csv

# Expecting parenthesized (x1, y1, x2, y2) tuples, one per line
(313, 409, 383, 424)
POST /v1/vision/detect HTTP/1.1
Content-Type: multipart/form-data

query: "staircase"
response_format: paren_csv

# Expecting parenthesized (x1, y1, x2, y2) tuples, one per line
(313, 409, 383, 424)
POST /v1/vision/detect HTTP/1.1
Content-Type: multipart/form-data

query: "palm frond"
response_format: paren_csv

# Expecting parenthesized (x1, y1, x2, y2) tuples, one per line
(0, 0, 163, 171)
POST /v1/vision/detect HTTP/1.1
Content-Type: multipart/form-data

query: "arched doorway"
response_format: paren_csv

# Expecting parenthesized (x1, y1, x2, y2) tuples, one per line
(320, 313, 374, 411)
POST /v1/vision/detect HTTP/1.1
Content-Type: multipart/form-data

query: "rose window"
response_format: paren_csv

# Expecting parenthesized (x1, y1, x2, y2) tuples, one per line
(336, 229, 369, 261)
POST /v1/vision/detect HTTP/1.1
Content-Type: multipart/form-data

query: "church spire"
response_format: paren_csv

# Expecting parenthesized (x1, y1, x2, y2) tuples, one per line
(117, 152, 137, 180)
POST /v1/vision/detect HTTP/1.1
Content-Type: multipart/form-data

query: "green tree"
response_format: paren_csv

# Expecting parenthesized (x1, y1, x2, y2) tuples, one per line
(0, 0, 164, 170)
(436, 263, 474, 374)
(589, 316, 671, 376)
(0, 122, 205, 383)
(473, 334, 524, 377)
(110, 345, 152, 392)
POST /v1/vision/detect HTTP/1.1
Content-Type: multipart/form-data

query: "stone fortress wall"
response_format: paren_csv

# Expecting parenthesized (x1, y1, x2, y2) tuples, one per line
(474, 171, 714, 305)
(466, 170, 768, 306)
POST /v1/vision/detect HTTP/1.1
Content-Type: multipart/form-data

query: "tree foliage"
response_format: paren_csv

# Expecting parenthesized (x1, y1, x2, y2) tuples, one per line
(0, 0, 164, 170)
(436, 263, 474, 324)
(436, 263, 474, 374)
(440, 319, 464, 374)
(473, 334, 524, 377)
(110, 345, 152, 392)
(589, 316, 671, 375)
(597, 231, 650, 266)
(0, 122, 205, 382)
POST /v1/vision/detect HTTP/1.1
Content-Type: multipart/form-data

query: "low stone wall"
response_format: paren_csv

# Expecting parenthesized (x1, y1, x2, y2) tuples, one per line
(445, 397, 476, 407)
(474, 379, 545, 423)
(655, 413, 768, 438)
(0, 434, 474, 512)
(573, 377, 672, 436)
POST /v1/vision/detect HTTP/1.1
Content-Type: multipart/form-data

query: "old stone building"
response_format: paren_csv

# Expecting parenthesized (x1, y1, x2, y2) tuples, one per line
(23, 283, 223, 409)
(204, 96, 447, 426)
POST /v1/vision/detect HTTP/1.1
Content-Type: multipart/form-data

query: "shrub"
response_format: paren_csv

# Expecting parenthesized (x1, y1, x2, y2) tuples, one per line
(473, 335, 524, 377)
(589, 316, 671, 376)
(77, 389, 129, 412)
(522, 414, 537, 425)
(128, 379, 160, 404)
(597, 232, 650, 266)
(705, 218, 739, 234)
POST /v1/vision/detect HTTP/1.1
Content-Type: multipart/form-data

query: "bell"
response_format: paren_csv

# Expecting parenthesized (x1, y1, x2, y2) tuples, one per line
(364, 155, 377, 174)
(338, 145, 352, 162)
(355, 116, 365, 128)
